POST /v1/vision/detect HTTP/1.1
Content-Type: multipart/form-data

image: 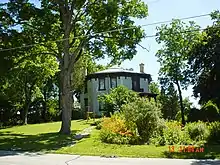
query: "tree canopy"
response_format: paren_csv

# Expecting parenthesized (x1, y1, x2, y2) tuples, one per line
(155, 19, 201, 125)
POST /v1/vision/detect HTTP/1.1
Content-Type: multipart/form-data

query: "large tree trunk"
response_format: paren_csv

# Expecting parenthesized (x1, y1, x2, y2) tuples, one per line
(59, 5, 74, 135)
(59, 69, 72, 134)
(59, 31, 73, 134)
(176, 80, 186, 126)
(42, 89, 47, 122)
(23, 102, 30, 125)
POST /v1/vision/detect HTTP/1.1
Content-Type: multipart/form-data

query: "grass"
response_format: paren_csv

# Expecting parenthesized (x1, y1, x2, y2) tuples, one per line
(57, 129, 220, 159)
(0, 120, 220, 159)
(0, 120, 90, 152)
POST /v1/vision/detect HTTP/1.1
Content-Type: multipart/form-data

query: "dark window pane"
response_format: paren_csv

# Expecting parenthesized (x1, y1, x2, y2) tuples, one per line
(111, 77, 117, 88)
(99, 78, 105, 90)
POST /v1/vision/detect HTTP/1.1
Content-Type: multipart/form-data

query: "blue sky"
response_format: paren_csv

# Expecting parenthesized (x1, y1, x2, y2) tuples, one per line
(1, 0, 219, 107)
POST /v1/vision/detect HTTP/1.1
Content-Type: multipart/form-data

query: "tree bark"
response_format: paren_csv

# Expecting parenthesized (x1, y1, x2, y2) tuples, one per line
(42, 89, 47, 122)
(59, 30, 73, 134)
(176, 80, 186, 126)
(59, 68, 72, 134)
(23, 102, 30, 125)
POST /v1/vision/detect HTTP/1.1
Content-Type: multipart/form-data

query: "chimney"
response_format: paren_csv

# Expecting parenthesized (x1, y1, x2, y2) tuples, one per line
(139, 63, 144, 73)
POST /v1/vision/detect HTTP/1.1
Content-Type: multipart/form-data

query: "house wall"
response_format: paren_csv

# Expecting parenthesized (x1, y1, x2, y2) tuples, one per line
(119, 76, 132, 89)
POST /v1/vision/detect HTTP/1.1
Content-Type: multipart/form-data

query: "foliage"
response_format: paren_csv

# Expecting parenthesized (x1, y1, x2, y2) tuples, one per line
(0, 50, 59, 125)
(184, 121, 209, 144)
(188, 10, 220, 107)
(207, 122, 220, 144)
(156, 19, 201, 125)
(150, 121, 191, 146)
(187, 108, 204, 122)
(159, 83, 180, 120)
(200, 100, 220, 122)
(188, 101, 220, 122)
(149, 82, 160, 94)
(100, 115, 139, 144)
(150, 82, 192, 121)
(90, 119, 103, 130)
(98, 85, 138, 116)
(121, 98, 162, 142)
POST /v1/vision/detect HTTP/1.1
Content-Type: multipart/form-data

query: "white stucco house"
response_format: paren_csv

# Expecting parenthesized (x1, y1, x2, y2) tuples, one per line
(80, 63, 157, 116)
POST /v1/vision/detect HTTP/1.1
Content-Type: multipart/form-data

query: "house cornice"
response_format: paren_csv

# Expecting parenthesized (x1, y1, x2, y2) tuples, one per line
(85, 72, 152, 83)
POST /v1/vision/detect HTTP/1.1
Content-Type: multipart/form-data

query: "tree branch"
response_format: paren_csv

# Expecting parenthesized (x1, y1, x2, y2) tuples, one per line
(68, 23, 96, 71)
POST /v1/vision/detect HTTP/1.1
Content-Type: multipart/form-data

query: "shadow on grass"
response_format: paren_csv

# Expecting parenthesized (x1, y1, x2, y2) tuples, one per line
(163, 145, 220, 159)
(0, 130, 80, 156)
(0, 125, 14, 130)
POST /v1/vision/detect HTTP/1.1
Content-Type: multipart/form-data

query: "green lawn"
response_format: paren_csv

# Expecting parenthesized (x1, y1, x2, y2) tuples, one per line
(0, 120, 90, 152)
(0, 120, 220, 159)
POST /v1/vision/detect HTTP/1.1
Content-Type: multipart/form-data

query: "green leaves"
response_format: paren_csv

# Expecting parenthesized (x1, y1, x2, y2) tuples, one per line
(156, 19, 201, 88)
(188, 10, 220, 106)
(98, 85, 138, 115)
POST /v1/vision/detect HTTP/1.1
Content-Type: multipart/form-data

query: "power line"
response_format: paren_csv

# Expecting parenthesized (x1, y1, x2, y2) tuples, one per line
(0, 13, 211, 52)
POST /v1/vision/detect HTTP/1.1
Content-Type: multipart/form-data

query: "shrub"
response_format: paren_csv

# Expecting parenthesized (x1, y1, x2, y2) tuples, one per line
(150, 121, 192, 146)
(185, 121, 209, 144)
(98, 86, 138, 116)
(121, 98, 162, 143)
(100, 114, 139, 144)
(164, 121, 192, 145)
(207, 121, 220, 144)
(90, 119, 102, 130)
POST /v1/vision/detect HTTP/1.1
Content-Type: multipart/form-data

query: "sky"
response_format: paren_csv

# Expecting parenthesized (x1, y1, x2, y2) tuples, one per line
(1, 0, 219, 107)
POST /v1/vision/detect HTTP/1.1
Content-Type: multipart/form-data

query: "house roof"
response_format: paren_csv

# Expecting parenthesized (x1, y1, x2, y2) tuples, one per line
(86, 67, 152, 82)
(94, 67, 139, 74)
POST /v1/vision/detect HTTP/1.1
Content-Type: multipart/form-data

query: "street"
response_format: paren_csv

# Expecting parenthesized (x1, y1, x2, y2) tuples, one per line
(0, 151, 220, 165)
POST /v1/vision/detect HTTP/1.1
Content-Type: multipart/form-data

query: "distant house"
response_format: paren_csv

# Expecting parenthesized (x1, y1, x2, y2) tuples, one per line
(80, 63, 157, 116)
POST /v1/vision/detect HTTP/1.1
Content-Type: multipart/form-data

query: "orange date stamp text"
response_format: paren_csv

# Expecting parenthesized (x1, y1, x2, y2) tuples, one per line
(168, 145, 204, 153)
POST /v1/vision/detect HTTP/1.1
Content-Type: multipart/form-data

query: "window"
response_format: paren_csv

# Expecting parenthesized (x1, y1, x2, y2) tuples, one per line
(110, 77, 117, 88)
(98, 78, 105, 90)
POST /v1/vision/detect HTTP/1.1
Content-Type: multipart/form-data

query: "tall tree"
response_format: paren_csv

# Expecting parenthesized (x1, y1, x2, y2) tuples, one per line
(188, 10, 220, 107)
(155, 20, 200, 125)
(149, 82, 182, 120)
(6, 50, 58, 124)
(1, 0, 148, 134)
(160, 83, 180, 120)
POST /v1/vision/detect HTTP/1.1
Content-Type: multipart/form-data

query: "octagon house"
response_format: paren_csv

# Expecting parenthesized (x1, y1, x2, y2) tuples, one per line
(80, 63, 157, 116)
